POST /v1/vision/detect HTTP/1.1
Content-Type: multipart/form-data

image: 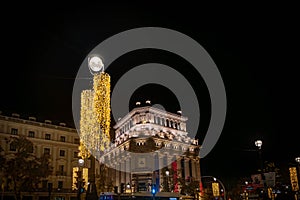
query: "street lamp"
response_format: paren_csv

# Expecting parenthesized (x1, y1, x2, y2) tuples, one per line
(78, 158, 84, 167)
(88, 55, 104, 74)
(126, 182, 131, 194)
(165, 169, 170, 176)
(295, 157, 300, 200)
(255, 140, 266, 199)
(77, 159, 85, 200)
(295, 157, 300, 165)
(165, 169, 170, 192)
(255, 140, 262, 149)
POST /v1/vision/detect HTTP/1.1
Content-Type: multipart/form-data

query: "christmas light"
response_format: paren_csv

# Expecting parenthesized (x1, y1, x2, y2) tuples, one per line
(79, 72, 111, 159)
(93, 72, 111, 151)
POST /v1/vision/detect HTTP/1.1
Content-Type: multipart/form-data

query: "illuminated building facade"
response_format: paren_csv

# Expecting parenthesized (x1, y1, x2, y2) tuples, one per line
(0, 112, 81, 199)
(100, 102, 201, 195)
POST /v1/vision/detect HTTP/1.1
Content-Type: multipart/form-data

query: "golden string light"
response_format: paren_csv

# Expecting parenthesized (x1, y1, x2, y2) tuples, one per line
(93, 72, 111, 151)
(79, 71, 111, 159)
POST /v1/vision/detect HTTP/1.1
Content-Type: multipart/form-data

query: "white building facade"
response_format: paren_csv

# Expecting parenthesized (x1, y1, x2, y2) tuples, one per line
(100, 104, 201, 196)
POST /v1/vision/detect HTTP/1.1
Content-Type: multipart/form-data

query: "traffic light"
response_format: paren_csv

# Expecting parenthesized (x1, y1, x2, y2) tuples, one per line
(151, 184, 157, 195)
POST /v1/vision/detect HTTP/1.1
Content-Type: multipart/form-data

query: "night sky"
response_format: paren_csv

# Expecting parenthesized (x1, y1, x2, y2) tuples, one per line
(1, 4, 299, 183)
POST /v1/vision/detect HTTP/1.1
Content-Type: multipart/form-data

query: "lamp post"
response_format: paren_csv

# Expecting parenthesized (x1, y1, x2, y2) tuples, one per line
(126, 182, 131, 194)
(165, 169, 170, 192)
(255, 140, 266, 199)
(195, 187, 200, 200)
(77, 158, 85, 200)
(296, 157, 300, 171)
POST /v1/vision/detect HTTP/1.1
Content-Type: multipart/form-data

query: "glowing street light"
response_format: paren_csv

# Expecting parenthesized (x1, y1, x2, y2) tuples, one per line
(78, 158, 85, 167)
(77, 158, 85, 200)
(165, 169, 170, 192)
(295, 157, 300, 164)
(255, 140, 263, 149)
(255, 139, 267, 199)
(165, 169, 170, 176)
(88, 55, 104, 74)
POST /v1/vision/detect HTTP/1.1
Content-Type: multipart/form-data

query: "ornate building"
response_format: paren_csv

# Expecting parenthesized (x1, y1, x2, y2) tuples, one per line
(100, 101, 201, 196)
(0, 102, 201, 199)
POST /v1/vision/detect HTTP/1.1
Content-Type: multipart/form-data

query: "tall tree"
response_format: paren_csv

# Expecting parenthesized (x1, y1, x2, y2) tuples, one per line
(2, 136, 52, 200)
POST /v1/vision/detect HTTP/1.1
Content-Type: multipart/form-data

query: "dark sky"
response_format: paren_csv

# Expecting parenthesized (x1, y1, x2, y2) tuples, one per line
(1, 4, 299, 183)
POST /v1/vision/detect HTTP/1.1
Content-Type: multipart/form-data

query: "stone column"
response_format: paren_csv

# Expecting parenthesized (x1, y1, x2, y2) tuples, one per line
(197, 158, 201, 180)
(191, 158, 196, 181)
(184, 158, 190, 181)
(115, 163, 120, 188)
(120, 160, 125, 184)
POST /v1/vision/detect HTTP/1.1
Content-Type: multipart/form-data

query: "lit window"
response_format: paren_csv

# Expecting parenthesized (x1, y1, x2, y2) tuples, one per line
(60, 150, 65, 157)
(45, 134, 51, 140)
(11, 128, 18, 135)
(60, 136, 66, 142)
(28, 131, 35, 138)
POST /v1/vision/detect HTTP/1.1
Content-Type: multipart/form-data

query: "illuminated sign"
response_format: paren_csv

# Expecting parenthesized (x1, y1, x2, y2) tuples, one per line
(212, 182, 220, 197)
(289, 167, 299, 191)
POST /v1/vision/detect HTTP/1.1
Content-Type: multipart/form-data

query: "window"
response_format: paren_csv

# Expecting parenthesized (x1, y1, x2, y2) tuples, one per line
(60, 136, 66, 142)
(60, 150, 65, 157)
(58, 181, 63, 189)
(57, 165, 65, 176)
(11, 128, 18, 135)
(42, 180, 48, 189)
(73, 151, 78, 158)
(74, 138, 80, 144)
(28, 131, 35, 138)
(45, 134, 51, 140)
(48, 183, 53, 191)
(44, 148, 50, 155)
(9, 143, 16, 151)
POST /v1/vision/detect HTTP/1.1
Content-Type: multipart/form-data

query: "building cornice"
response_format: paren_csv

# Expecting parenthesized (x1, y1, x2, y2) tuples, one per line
(0, 115, 76, 133)
(114, 106, 187, 129)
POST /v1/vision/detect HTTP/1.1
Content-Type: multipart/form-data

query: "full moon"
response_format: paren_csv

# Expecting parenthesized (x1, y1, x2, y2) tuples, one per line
(88, 56, 104, 72)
